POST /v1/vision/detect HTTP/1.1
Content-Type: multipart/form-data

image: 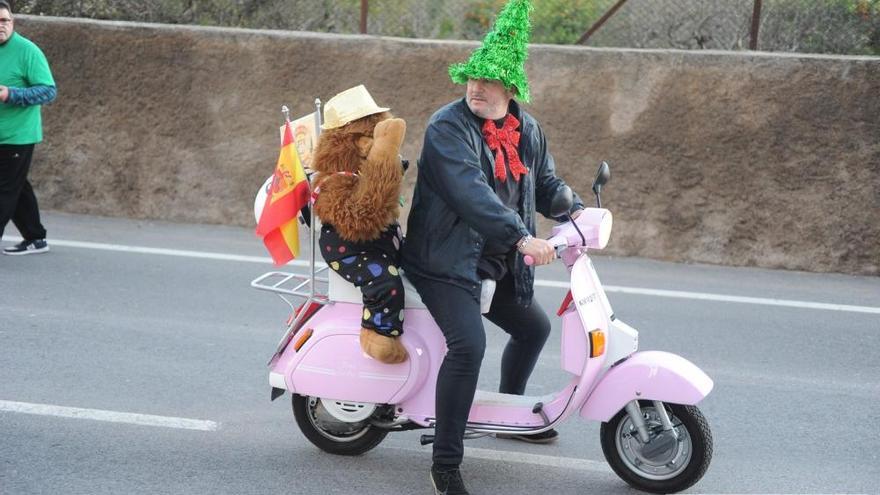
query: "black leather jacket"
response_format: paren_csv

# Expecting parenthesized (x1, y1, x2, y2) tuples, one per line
(402, 98, 584, 305)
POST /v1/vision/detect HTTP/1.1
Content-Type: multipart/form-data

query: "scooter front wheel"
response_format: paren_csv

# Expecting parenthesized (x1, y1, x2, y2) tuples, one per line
(600, 401, 713, 494)
(291, 394, 388, 456)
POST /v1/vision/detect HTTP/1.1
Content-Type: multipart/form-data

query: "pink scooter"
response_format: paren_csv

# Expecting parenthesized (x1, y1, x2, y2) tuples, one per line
(252, 162, 714, 493)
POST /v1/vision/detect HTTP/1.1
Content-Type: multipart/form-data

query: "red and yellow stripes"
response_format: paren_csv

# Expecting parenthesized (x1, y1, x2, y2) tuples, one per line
(256, 122, 310, 265)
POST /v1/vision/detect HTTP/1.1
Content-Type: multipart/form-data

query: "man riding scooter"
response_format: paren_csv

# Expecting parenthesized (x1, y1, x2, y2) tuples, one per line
(401, 1, 585, 492)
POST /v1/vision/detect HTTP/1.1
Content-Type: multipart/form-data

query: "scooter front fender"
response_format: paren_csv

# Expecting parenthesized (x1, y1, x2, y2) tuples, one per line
(579, 351, 713, 422)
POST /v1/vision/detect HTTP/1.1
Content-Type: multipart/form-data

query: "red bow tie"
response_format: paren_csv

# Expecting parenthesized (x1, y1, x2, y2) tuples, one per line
(482, 114, 528, 182)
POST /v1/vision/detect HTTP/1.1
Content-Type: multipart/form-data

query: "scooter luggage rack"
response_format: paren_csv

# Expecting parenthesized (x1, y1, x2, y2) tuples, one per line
(250, 268, 329, 309)
(251, 99, 330, 358)
(251, 199, 330, 357)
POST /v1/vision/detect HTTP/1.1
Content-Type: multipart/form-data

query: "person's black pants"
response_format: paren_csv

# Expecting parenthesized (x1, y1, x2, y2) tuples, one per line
(0, 144, 46, 241)
(409, 273, 552, 467)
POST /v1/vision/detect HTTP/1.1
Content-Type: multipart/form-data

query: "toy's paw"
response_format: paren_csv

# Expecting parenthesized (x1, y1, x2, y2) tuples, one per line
(368, 118, 406, 164)
(360, 327, 408, 364)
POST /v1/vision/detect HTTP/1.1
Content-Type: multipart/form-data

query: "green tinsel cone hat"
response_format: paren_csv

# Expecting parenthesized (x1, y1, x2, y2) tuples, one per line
(449, 0, 534, 103)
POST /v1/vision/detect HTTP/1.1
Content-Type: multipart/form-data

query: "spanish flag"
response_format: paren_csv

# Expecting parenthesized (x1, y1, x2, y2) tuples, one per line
(256, 121, 310, 265)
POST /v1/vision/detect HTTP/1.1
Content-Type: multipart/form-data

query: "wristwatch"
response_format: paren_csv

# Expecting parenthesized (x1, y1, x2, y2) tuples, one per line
(516, 234, 533, 252)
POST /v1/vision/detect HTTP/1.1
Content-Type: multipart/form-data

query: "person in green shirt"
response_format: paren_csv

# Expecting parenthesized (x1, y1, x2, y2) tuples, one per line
(0, 0, 57, 255)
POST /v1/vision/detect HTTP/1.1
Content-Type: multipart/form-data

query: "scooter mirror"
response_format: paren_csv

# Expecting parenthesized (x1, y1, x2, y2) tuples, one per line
(592, 161, 611, 195)
(550, 185, 574, 218)
(592, 161, 611, 208)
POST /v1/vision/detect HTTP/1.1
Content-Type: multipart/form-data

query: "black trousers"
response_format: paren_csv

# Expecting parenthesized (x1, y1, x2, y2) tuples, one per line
(0, 144, 46, 241)
(409, 273, 552, 467)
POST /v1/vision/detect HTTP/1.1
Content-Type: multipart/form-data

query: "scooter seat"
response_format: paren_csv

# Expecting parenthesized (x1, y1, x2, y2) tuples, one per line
(327, 267, 426, 309)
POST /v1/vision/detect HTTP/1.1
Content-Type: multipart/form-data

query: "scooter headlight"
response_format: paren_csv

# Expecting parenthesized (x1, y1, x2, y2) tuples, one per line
(596, 210, 613, 249)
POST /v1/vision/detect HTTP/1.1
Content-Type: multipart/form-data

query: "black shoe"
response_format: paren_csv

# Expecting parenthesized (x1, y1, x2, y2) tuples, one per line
(430, 466, 469, 495)
(496, 428, 559, 444)
(3, 239, 49, 256)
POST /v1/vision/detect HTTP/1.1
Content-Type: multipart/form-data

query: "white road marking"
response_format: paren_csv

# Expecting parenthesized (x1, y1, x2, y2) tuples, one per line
(5, 235, 879, 315)
(385, 445, 614, 474)
(534, 280, 880, 315)
(0, 398, 605, 475)
(3, 235, 283, 265)
(0, 400, 219, 431)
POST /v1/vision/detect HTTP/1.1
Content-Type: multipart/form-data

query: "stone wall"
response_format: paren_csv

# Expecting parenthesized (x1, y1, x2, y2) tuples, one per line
(15, 16, 880, 275)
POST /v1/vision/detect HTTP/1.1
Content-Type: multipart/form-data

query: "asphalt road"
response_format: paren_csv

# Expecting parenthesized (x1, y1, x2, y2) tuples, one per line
(2, 211, 879, 495)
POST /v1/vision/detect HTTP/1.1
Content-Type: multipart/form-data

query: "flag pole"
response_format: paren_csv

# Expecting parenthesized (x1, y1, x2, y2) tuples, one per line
(309, 98, 323, 300)
(280, 104, 301, 275)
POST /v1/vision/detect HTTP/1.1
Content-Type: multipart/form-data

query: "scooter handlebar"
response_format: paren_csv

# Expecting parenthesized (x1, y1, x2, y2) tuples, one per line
(523, 238, 567, 266)
(523, 208, 615, 265)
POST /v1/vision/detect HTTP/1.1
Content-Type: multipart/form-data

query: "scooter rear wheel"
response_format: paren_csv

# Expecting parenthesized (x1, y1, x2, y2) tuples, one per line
(292, 394, 387, 456)
(600, 401, 713, 494)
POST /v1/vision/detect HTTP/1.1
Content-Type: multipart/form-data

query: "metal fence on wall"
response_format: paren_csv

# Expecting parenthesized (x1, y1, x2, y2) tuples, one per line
(12, 0, 880, 55)
(580, 0, 879, 54)
(307, 0, 879, 54)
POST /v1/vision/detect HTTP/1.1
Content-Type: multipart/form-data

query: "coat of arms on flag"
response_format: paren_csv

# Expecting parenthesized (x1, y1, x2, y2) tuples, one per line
(255, 119, 311, 266)
(281, 112, 318, 173)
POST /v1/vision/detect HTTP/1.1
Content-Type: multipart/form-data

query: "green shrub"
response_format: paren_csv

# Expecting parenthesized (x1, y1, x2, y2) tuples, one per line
(461, 0, 607, 43)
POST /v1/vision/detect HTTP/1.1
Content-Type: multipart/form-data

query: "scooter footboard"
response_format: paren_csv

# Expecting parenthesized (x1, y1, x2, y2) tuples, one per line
(579, 351, 713, 422)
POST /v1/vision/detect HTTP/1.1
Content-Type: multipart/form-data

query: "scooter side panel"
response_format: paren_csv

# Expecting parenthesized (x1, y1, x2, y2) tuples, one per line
(272, 303, 430, 404)
(387, 309, 442, 404)
(579, 350, 714, 422)
(291, 334, 410, 403)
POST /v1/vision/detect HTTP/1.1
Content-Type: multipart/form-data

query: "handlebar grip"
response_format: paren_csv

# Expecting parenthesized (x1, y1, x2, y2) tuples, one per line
(524, 244, 566, 266)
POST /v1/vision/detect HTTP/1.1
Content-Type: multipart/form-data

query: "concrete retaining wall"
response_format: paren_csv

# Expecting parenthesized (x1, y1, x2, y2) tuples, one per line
(15, 16, 880, 275)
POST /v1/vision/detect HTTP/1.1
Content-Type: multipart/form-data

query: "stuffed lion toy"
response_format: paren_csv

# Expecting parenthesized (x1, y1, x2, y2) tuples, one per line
(311, 85, 408, 365)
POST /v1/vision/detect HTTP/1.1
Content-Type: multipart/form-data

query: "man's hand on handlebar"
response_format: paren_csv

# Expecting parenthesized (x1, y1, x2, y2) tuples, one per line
(518, 237, 556, 266)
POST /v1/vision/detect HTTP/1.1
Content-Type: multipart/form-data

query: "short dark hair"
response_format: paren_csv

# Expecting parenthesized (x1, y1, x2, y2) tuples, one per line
(0, 0, 10, 12)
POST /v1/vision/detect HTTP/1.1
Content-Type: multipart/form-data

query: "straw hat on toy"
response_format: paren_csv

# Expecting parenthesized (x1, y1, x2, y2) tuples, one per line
(321, 85, 390, 130)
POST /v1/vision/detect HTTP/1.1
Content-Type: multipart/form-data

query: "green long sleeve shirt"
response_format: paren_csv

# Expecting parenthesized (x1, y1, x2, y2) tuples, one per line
(0, 32, 55, 144)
